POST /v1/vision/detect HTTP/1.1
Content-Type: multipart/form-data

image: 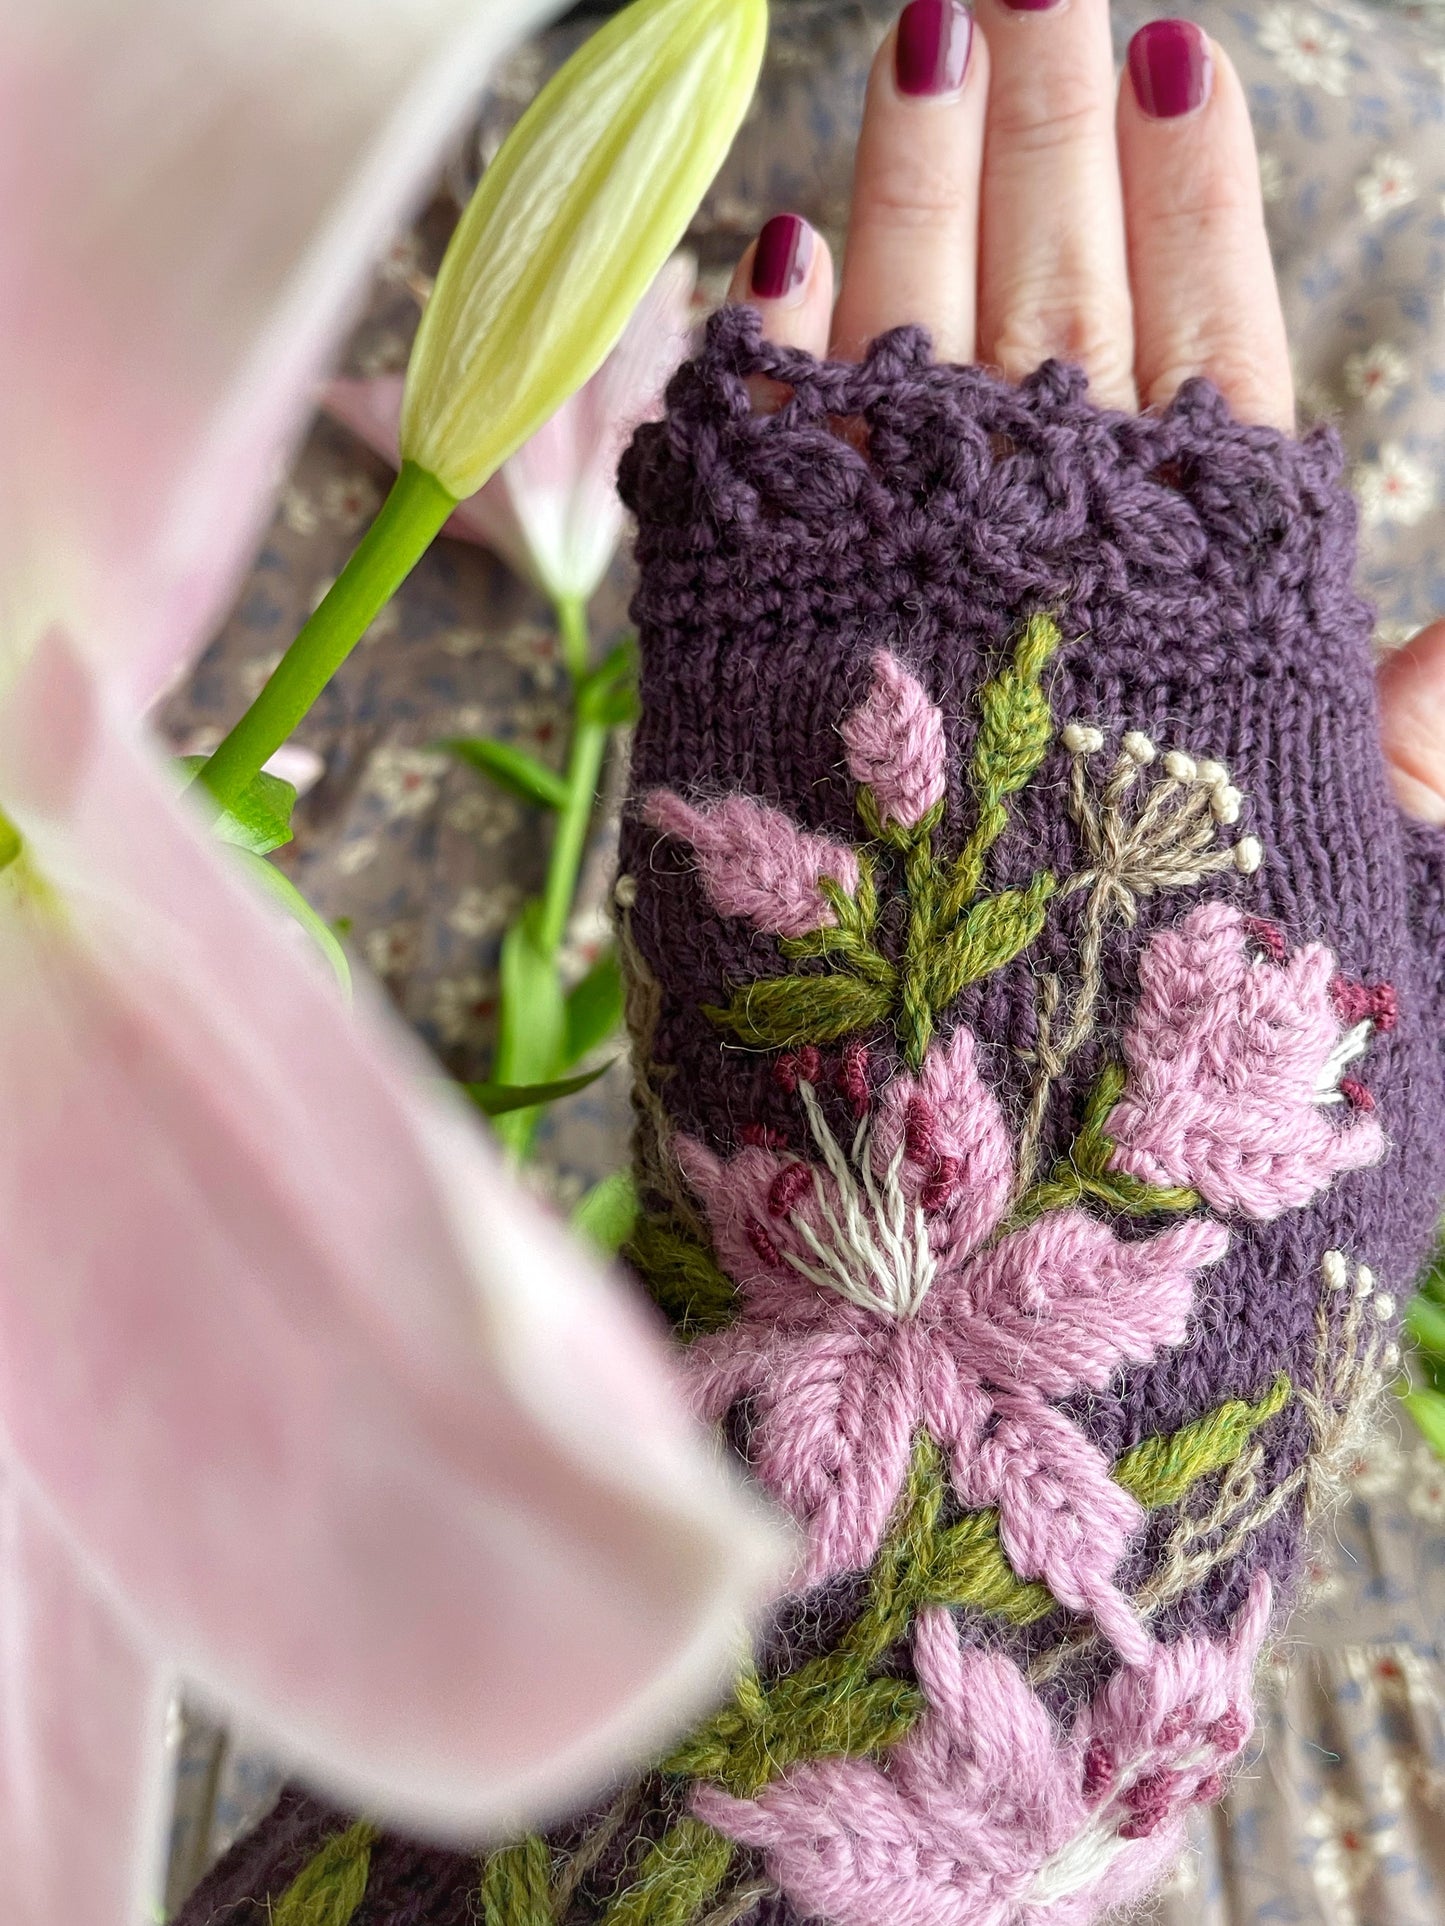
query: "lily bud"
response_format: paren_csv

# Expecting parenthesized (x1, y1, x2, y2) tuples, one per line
(401, 0, 767, 499)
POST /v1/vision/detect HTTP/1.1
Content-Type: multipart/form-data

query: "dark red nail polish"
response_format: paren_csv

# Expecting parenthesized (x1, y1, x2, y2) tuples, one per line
(1128, 19, 1213, 119)
(896, 0, 974, 97)
(751, 214, 813, 300)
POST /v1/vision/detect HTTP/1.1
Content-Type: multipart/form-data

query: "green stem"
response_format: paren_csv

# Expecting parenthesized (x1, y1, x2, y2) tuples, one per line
(557, 592, 590, 685)
(199, 461, 456, 812)
(541, 716, 608, 955)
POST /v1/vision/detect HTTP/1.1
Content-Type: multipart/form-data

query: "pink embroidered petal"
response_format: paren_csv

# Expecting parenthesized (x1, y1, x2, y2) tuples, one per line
(1109, 903, 1386, 1219)
(644, 790, 861, 937)
(0, 636, 784, 1835)
(840, 650, 947, 830)
(958, 1212, 1229, 1397)
(952, 1392, 1150, 1665)
(871, 1024, 1014, 1262)
(0, 0, 559, 709)
(0, 1474, 169, 1926)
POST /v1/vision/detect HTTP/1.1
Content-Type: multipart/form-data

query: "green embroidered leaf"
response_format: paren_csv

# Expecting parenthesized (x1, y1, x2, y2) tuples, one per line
(562, 946, 624, 1065)
(443, 736, 569, 810)
(924, 871, 1056, 1010)
(704, 971, 894, 1049)
(231, 850, 351, 996)
(924, 1509, 1056, 1625)
(971, 611, 1064, 804)
(179, 755, 297, 855)
(1115, 1373, 1292, 1510)
(464, 1061, 612, 1116)
(626, 1215, 738, 1335)
(572, 1169, 640, 1254)
(479, 1835, 553, 1926)
(274, 1823, 376, 1926)
(667, 1665, 923, 1798)
(1009, 1062, 1200, 1226)
(600, 1819, 734, 1926)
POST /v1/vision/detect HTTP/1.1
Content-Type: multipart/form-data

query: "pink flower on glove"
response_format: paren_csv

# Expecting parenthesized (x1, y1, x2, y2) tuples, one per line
(644, 790, 861, 937)
(1108, 903, 1387, 1220)
(840, 650, 947, 831)
(677, 1027, 1229, 1660)
(693, 1573, 1271, 1926)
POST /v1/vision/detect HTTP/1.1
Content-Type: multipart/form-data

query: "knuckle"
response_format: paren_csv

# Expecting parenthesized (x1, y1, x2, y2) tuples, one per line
(986, 77, 1111, 158)
(988, 293, 1135, 390)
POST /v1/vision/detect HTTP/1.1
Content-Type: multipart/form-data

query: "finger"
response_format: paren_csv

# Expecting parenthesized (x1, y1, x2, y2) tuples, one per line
(1377, 620, 1445, 824)
(728, 213, 835, 359)
(831, 0, 990, 365)
(1119, 22, 1293, 430)
(976, 0, 1134, 408)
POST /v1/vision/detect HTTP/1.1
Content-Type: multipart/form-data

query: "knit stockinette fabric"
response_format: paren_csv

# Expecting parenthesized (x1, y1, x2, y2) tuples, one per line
(177, 308, 1445, 1926)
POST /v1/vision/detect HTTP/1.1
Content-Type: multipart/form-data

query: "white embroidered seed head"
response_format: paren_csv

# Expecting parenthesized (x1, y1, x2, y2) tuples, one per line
(1322, 1249, 1350, 1292)
(1196, 759, 1228, 786)
(1211, 784, 1243, 826)
(1233, 837, 1264, 875)
(1063, 722, 1106, 757)
(1121, 730, 1157, 766)
(613, 873, 638, 908)
(1162, 749, 1198, 783)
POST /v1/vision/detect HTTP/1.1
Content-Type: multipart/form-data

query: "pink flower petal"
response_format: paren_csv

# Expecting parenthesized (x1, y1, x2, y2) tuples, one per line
(840, 650, 947, 830)
(958, 1212, 1229, 1397)
(0, 1471, 169, 1926)
(0, 635, 784, 1834)
(871, 1025, 1014, 1263)
(644, 790, 861, 937)
(0, 0, 562, 710)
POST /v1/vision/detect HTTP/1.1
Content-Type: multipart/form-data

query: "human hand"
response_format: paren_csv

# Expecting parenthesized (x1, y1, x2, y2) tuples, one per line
(728, 0, 1445, 826)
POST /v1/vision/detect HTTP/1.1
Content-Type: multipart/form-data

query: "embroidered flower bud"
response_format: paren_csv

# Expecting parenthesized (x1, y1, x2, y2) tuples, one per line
(643, 790, 860, 936)
(1108, 902, 1386, 1219)
(840, 650, 948, 830)
(401, 0, 766, 499)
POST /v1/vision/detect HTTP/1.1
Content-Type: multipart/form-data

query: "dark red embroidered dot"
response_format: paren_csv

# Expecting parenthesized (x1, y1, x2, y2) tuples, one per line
(837, 1041, 873, 1118)
(768, 1164, 813, 1219)
(904, 1096, 939, 1164)
(745, 1217, 784, 1268)
(1370, 983, 1399, 1033)
(1204, 1709, 1249, 1756)
(1191, 1772, 1225, 1809)
(1241, 916, 1287, 964)
(1118, 1771, 1181, 1839)
(1331, 974, 1396, 1031)
(741, 1122, 789, 1150)
(920, 1156, 963, 1213)
(1156, 1703, 1197, 1748)
(1340, 1078, 1375, 1114)
(1081, 1739, 1115, 1800)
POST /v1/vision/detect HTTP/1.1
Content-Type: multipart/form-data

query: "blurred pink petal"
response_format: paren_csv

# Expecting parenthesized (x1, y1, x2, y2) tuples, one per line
(0, 632, 782, 1841)
(0, 1472, 169, 1926)
(0, 0, 564, 708)
(325, 253, 695, 601)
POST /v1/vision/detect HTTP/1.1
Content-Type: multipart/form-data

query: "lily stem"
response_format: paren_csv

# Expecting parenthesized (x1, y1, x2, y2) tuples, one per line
(198, 460, 456, 813)
(540, 598, 606, 955)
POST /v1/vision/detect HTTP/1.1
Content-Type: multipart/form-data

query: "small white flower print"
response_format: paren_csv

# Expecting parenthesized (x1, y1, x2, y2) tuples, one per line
(1304, 1788, 1389, 1917)
(1343, 342, 1409, 410)
(446, 884, 523, 940)
(280, 483, 319, 537)
(320, 471, 381, 534)
(1258, 6, 1350, 94)
(363, 923, 421, 980)
(1257, 150, 1286, 205)
(1356, 445, 1435, 528)
(1407, 1443, 1445, 1524)
(1356, 153, 1417, 222)
(1345, 1428, 1406, 1497)
(442, 788, 521, 844)
(430, 972, 498, 1046)
(363, 744, 451, 819)
(335, 834, 380, 877)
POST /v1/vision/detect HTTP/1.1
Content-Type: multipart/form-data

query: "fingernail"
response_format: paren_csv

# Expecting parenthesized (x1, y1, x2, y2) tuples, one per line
(1128, 19, 1213, 119)
(751, 214, 814, 301)
(896, 0, 974, 97)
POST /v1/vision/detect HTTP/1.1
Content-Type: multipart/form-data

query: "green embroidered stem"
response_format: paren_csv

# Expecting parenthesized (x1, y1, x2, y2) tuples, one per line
(199, 462, 456, 813)
(703, 971, 895, 1050)
(626, 1214, 739, 1335)
(897, 814, 945, 1067)
(481, 1836, 555, 1926)
(1008, 1061, 1201, 1228)
(919, 871, 1057, 1020)
(599, 1820, 735, 1926)
(272, 1822, 376, 1926)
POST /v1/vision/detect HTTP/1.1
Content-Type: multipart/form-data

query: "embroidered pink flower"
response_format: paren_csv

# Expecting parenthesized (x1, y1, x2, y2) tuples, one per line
(644, 790, 861, 937)
(692, 1573, 1271, 1926)
(1108, 903, 1387, 1220)
(677, 1027, 1229, 1660)
(840, 650, 947, 830)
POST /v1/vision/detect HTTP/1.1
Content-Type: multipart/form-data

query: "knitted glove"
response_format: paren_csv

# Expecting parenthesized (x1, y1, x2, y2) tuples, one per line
(174, 309, 1445, 1926)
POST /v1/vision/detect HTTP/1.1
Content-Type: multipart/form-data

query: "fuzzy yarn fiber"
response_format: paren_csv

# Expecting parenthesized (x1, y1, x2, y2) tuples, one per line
(178, 310, 1445, 1926)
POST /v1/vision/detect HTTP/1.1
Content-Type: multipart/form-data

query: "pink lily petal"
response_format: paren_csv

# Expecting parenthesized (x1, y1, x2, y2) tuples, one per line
(0, 1471, 169, 1926)
(871, 1025, 1014, 1263)
(840, 650, 948, 831)
(0, 0, 561, 709)
(645, 790, 861, 937)
(0, 634, 784, 1836)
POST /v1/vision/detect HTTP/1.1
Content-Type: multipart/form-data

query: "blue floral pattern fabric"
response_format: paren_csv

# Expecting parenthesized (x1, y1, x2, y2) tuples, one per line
(161, 3, 1445, 1920)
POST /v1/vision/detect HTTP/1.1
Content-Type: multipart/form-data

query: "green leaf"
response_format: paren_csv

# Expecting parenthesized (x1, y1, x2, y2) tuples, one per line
(491, 909, 568, 1153)
(627, 1215, 738, 1335)
(971, 612, 1064, 804)
(577, 636, 641, 729)
(441, 736, 568, 810)
(180, 755, 297, 855)
(464, 1061, 613, 1117)
(401, 0, 769, 500)
(704, 972, 895, 1050)
(232, 850, 351, 996)
(1404, 1388, 1445, 1460)
(925, 872, 1056, 1010)
(1407, 1292, 1445, 1364)
(562, 948, 624, 1066)
(1114, 1373, 1292, 1510)
(572, 1170, 640, 1254)
(1418, 1232, 1445, 1306)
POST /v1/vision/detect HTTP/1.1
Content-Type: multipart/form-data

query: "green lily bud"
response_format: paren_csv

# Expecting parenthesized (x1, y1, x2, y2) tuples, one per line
(402, 0, 767, 500)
